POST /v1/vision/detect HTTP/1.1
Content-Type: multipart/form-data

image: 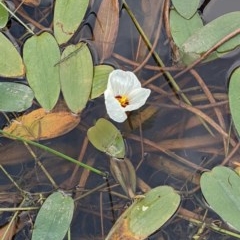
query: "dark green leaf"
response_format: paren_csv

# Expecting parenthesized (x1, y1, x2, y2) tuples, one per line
(0, 2, 8, 28)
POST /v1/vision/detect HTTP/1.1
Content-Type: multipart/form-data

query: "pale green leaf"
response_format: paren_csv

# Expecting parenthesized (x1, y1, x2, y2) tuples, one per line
(171, 0, 200, 19)
(106, 186, 181, 239)
(200, 166, 240, 231)
(87, 118, 125, 158)
(0, 82, 33, 112)
(32, 192, 74, 240)
(53, 0, 89, 45)
(0, 32, 24, 77)
(181, 11, 240, 65)
(170, 9, 203, 48)
(229, 66, 240, 137)
(23, 32, 61, 111)
(90, 65, 114, 99)
(60, 42, 93, 113)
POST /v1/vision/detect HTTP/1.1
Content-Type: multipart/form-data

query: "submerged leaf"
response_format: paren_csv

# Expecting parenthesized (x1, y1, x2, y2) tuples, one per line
(110, 157, 136, 198)
(87, 118, 125, 158)
(0, 82, 34, 112)
(200, 166, 240, 231)
(180, 11, 240, 65)
(90, 65, 114, 99)
(0, 32, 25, 77)
(93, 0, 119, 62)
(106, 186, 180, 239)
(53, 0, 89, 44)
(3, 108, 80, 140)
(23, 32, 61, 111)
(60, 42, 93, 113)
(32, 192, 74, 240)
(229, 66, 240, 137)
(136, 0, 163, 62)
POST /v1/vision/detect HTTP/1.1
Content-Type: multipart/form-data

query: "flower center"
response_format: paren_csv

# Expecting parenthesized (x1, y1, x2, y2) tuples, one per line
(115, 95, 129, 107)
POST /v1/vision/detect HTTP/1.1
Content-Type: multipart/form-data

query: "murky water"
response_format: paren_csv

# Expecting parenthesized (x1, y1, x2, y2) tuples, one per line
(0, 0, 240, 239)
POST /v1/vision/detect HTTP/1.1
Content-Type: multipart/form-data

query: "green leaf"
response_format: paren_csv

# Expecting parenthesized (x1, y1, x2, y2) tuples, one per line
(217, 34, 240, 53)
(60, 42, 93, 113)
(229, 66, 240, 137)
(90, 65, 114, 99)
(0, 32, 25, 77)
(23, 32, 61, 111)
(180, 11, 240, 65)
(32, 192, 74, 240)
(0, 82, 34, 112)
(171, 0, 200, 19)
(106, 186, 181, 239)
(53, 0, 89, 45)
(87, 118, 125, 158)
(200, 166, 240, 231)
(170, 9, 203, 48)
(0, 2, 8, 28)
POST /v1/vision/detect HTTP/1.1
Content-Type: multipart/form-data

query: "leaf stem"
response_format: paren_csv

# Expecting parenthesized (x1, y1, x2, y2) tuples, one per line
(0, 130, 107, 177)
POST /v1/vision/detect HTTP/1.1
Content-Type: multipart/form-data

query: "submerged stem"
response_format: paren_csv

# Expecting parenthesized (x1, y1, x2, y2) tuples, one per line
(0, 130, 107, 177)
(122, 0, 214, 136)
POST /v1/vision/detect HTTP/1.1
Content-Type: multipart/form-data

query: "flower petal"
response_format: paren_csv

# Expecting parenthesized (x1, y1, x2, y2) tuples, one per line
(108, 70, 141, 96)
(104, 92, 128, 122)
(125, 88, 151, 111)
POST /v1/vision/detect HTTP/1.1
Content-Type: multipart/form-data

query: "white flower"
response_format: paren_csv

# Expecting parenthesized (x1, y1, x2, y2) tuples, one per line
(104, 69, 151, 122)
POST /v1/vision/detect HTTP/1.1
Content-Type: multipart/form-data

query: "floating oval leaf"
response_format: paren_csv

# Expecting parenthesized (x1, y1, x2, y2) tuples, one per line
(93, 0, 119, 62)
(90, 65, 114, 99)
(0, 82, 34, 112)
(53, 0, 89, 45)
(0, 32, 24, 77)
(23, 32, 61, 111)
(229, 66, 240, 137)
(200, 166, 240, 231)
(87, 118, 125, 158)
(32, 192, 74, 240)
(110, 157, 136, 199)
(106, 186, 181, 239)
(181, 11, 240, 65)
(0, 2, 8, 28)
(170, 9, 203, 48)
(171, 0, 200, 19)
(60, 42, 93, 113)
(3, 108, 80, 140)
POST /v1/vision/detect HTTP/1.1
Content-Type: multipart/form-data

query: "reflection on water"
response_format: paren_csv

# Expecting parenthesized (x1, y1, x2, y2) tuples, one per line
(0, 0, 240, 239)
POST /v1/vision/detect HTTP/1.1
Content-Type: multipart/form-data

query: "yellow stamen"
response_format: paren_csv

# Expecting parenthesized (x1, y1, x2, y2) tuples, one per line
(115, 95, 129, 107)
